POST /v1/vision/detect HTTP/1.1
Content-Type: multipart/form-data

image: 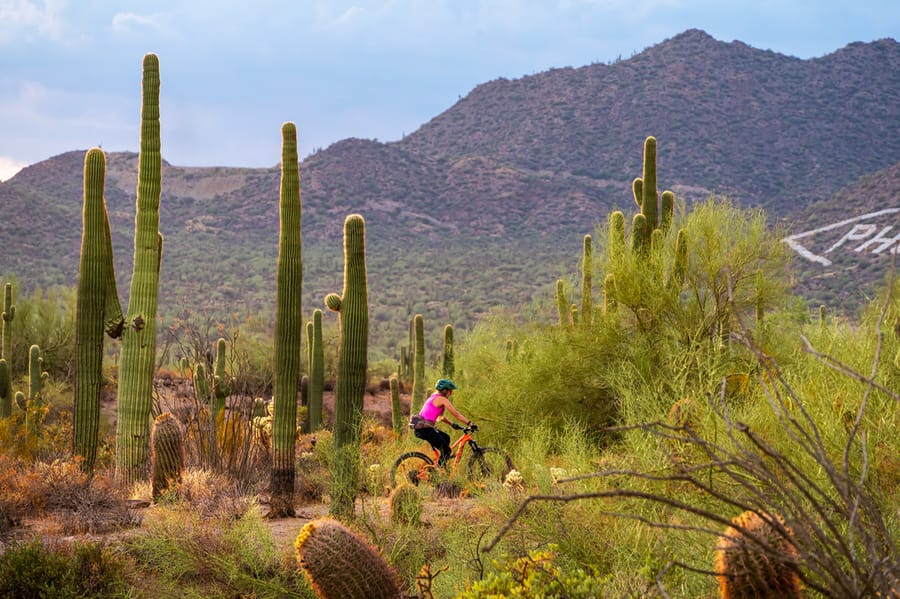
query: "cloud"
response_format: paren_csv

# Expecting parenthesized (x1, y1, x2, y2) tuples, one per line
(0, 156, 27, 182)
(111, 11, 167, 36)
(0, 0, 66, 43)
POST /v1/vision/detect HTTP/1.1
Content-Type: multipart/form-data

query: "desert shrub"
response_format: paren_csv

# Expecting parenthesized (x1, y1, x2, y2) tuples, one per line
(0, 538, 128, 598)
(458, 545, 608, 598)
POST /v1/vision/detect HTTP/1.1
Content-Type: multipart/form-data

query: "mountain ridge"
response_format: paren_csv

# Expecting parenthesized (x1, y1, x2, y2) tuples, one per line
(1, 29, 898, 354)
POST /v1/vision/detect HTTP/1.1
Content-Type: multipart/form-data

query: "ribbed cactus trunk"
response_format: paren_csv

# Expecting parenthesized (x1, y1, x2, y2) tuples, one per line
(389, 375, 402, 434)
(604, 273, 618, 315)
(115, 53, 163, 486)
(326, 214, 369, 518)
(634, 136, 659, 231)
(441, 324, 454, 379)
(270, 122, 303, 518)
(0, 283, 14, 418)
(150, 412, 184, 500)
(211, 338, 227, 419)
(410, 314, 425, 414)
(26, 344, 46, 435)
(74, 148, 117, 473)
(308, 309, 324, 433)
(581, 234, 593, 328)
(555, 280, 570, 328)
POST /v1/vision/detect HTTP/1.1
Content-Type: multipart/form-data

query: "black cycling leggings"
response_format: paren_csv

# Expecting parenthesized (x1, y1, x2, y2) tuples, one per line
(414, 427, 451, 465)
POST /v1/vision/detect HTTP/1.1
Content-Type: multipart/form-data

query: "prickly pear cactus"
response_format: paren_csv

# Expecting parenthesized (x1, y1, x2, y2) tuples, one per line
(295, 518, 402, 599)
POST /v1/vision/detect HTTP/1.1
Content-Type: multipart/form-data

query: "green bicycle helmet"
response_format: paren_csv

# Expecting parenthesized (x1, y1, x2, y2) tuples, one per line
(435, 378, 457, 392)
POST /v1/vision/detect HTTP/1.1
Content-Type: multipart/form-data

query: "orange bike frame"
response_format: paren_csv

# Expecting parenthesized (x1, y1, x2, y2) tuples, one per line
(426, 430, 473, 476)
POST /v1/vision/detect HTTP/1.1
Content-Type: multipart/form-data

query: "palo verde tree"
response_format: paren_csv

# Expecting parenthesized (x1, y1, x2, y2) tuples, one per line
(269, 122, 303, 518)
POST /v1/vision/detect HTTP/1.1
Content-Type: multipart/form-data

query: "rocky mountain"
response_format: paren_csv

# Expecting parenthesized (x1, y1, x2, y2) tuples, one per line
(1, 29, 898, 354)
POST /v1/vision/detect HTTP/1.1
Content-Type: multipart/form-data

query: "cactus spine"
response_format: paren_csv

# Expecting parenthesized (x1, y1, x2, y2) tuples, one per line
(0, 283, 14, 418)
(325, 214, 369, 518)
(115, 53, 163, 486)
(308, 309, 324, 433)
(270, 122, 303, 518)
(714, 510, 802, 599)
(295, 518, 402, 599)
(74, 148, 118, 472)
(581, 234, 593, 327)
(389, 375, 402, 434)
(410, 314, 425, 414)
(150, 412, 184, 500)
(442, 323, 454, 379)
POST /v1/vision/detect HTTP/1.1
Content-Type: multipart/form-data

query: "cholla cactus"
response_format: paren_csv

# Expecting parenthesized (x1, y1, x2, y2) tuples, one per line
(714, 510, 802, 599)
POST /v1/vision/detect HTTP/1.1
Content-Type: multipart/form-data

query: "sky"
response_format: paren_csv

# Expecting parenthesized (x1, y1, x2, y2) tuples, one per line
(0, 1, 897, 181)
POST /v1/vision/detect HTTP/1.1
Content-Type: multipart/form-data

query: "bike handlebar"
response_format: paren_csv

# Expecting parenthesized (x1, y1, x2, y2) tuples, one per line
(450, 422, 477, 433)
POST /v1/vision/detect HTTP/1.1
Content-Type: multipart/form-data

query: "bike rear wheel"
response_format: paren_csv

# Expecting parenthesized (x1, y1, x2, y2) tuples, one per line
(467, 447, 514, 485)
(390, 451, 435, 487)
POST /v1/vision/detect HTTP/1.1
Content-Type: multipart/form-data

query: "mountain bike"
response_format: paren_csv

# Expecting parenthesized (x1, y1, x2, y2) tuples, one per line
(390, 422, 514, 488)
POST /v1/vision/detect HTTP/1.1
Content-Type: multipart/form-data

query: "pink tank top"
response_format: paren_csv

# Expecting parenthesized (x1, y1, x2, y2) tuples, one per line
(419, 393, 444, 421)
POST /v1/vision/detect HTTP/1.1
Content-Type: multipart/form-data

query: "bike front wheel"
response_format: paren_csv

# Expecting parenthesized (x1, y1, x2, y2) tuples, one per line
(467, 447, 514, 485)
(390, 451, 435, 487)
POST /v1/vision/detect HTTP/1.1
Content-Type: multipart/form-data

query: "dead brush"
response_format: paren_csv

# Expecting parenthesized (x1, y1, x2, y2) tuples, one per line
(169, 468, 255, 521)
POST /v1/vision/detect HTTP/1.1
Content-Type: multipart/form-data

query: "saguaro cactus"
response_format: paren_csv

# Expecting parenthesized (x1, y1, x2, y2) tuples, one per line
(669, 229, 688, 291)
(325, 214, 369, 518)
(441, 324, 454, 379)
(115, 53, 164, 486)
(389, 375, 402, 434)
(603, 273, 618, 315)
(25, 344, 48, 434)
(410, 314, 425, 414)
(150, 412, 184, 500)
(633, 136, 659, 231)
(308, 309, 324, 433)
(581, 234, 593, 327)
(211, 338, 228, 419)
(0, 282, 14, 418)
(556, 280, 570, 328)
(714, 510, 802, 599)
(74, 148, 122, 472)
(294, 518, 402, 599)
(609, 211, 626, 263)
(270, 122, 303, 518)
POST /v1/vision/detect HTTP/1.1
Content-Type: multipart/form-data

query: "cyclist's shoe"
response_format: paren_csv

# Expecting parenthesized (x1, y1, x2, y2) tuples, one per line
(469, 423, 478, 432)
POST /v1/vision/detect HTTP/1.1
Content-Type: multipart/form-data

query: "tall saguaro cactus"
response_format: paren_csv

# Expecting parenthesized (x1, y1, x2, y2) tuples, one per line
(74, 148, 123, 473)
(115, 53, 164, 486)
(633, 135, 659, 231)
(0, 283, 14, 418)
(308, 308, 324, 433)
(325, 214, 369, 518)
(270, 122, 303, 518)
(581, 234, 593, 327)
(410, 314, 425, 414)
(442, 323, 454, 379)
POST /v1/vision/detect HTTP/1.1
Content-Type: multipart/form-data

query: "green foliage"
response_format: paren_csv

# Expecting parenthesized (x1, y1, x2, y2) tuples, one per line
(0, 539, 129, 598)
(458, 545, 607, 598)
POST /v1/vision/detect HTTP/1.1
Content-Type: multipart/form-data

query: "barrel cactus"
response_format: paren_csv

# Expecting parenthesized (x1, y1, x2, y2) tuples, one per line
(150, 412, 184, 500)
(325, 214, 368, 518)
(270, 121, 303, 518)
(714, 510, 802, 599)
(295, 518, 402, 599)
(389, 482, 422, 526)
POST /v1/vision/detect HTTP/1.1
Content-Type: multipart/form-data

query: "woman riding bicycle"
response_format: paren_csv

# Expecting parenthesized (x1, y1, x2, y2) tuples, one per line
(412, 379, 475, 466)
